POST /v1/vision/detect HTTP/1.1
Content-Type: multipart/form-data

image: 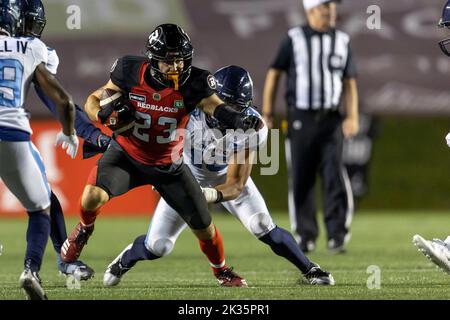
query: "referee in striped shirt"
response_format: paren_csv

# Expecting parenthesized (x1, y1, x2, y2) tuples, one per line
(262, 0, 359, 254)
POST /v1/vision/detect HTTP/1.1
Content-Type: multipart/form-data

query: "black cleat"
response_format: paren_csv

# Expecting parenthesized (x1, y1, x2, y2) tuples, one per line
(58, 259, 95, 280)
(304, 264, 335, 285)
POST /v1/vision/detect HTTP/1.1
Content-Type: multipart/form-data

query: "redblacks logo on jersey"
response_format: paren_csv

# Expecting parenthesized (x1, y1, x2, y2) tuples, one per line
(116, 63, 190, 166)
(135, 101, 179, 113)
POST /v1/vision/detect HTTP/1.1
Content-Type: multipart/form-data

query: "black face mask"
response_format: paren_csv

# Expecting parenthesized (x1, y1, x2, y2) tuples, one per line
(24, 14, 46, 38)
(439, 38, 450, 57)
(438, 12, 450, 57)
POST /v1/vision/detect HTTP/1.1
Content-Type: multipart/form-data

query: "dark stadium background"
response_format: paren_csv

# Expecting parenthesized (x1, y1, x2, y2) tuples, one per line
(1, 0, 450, 215)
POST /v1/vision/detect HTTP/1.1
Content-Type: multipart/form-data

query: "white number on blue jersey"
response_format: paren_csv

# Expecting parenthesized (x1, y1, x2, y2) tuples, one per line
(0, 59, 24, 108)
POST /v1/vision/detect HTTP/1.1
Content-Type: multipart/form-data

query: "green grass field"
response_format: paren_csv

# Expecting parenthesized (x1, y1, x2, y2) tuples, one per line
(0, 211, 449, 300)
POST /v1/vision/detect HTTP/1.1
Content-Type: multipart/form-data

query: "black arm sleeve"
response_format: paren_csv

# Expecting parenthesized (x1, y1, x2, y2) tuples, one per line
(110, 55, 146, 91)
(181, 67, 216, 112)
(110, 58, 125, 88)
(271, 34, 293, 71)
(343, 42, 357, 78)
(213, 104, 245, 130)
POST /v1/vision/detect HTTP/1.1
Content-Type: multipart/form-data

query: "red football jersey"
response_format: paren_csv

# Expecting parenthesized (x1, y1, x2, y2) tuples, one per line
(110, 56, 216, 165)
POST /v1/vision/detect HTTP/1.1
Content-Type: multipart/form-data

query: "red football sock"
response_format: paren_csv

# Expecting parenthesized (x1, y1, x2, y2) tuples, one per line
(80, 201, 99, 227)
(199, 226, 227, 274)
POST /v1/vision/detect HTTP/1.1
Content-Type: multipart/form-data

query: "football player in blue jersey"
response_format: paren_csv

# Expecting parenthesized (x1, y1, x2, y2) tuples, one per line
(18, 0, 108, 281)
(103, 65, 335, 287)
(0, 0, 79, 299)
(412, 0, 450, 275)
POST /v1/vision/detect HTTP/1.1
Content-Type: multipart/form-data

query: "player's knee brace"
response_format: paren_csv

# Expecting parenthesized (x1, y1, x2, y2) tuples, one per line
(248, 212, 276, 238)
(146, 238, 174, 257)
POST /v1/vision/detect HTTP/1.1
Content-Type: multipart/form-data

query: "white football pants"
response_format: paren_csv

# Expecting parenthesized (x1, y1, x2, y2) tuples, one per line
(144, 176, 275, 257)
(0, 141, 51, 212)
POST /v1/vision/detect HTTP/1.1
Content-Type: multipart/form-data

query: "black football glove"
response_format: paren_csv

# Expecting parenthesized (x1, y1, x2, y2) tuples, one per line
(240, 114, 263, 131)
(97, 100, 134, 125)
(114, 101, 135, 123)
(97, 104, 113, 125)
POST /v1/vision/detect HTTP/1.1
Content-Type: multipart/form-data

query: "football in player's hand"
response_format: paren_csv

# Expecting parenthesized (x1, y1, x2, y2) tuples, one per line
(99, 88, 135, 136)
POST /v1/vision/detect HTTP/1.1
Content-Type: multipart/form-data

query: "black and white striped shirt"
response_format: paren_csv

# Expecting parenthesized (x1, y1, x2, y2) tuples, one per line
(271, 25, 357, 111)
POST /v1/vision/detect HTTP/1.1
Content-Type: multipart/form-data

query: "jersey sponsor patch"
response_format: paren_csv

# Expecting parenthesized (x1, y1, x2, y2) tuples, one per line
(207, 75, 217, 90)
(129, 93, 146, 103)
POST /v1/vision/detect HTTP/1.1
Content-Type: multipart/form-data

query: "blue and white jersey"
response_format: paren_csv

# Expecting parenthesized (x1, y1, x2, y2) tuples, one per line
(45, 47, 59, 75)
(184, 107, 268, 180)
(0, 36, 48, 135)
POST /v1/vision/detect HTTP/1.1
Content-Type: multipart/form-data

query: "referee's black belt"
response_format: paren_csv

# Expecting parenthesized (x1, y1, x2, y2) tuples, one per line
(288, 107, 340, 120)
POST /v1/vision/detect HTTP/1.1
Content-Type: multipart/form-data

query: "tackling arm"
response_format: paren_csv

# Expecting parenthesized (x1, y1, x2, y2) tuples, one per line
(203, 149, 256, 203)
(34, 85, 103, 145)
(197, 94, 262, 131)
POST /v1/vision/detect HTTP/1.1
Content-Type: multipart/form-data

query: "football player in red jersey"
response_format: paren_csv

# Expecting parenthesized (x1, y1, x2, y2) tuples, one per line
(61, 24, 261, 287)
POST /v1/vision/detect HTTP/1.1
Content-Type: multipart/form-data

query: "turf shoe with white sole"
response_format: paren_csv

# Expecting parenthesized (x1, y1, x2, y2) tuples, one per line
(413, 234, 450, 274)
(103, 244, 133, 287)
(19, 269, 48, 300)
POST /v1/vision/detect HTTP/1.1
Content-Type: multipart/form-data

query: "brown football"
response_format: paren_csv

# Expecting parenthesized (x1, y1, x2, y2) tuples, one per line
(99, 88, 135, 136)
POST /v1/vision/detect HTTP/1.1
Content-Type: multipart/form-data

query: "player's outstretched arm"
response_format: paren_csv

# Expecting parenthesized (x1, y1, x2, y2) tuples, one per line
(34, 63, 75, 135)
(34, 85, 103, 145)
(84, 80, 122, 122)
(34, 63, 79, 159)
(202, 149, 255, 203)
(198, 94, 262, 131)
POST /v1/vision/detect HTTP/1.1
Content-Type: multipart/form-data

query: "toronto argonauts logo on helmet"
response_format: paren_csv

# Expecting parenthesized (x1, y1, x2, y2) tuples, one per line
(214, 65, 254, 111)
(0, 0, 22, 36)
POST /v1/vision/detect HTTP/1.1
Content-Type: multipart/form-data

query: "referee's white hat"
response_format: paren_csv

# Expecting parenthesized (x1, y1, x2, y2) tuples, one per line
(303, 0, 341, 11)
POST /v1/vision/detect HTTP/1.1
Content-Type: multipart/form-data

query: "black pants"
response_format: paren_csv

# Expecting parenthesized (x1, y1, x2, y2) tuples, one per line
(94, 140, 211, 230)
(285, 109, 352, 245)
